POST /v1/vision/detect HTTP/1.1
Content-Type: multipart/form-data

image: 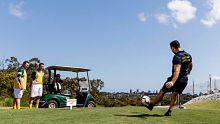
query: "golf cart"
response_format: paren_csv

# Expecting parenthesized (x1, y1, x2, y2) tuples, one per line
(38, 65, 96, 108)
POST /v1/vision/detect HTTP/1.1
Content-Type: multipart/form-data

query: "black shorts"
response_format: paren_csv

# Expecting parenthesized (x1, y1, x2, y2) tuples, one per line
(161, 77, 188, 94)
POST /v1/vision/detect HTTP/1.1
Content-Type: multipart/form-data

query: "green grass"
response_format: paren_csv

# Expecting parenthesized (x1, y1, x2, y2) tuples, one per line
(1, 101, 220, 124)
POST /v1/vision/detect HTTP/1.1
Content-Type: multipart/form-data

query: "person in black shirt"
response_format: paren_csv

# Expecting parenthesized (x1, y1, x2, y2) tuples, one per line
(145, 40, 193, 116)
(53, 74, 63, 94)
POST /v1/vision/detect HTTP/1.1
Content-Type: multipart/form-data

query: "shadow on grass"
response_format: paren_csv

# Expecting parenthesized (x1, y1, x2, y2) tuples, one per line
(115, 113, 164, 118)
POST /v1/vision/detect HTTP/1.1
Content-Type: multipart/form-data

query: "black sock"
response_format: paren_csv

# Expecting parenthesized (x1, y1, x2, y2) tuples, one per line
(164, 109, 172, 116)
(149, 103, 154, 107)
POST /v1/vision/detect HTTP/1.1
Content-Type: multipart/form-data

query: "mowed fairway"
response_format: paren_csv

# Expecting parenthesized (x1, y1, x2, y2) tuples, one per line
(1, 101, 220, 124)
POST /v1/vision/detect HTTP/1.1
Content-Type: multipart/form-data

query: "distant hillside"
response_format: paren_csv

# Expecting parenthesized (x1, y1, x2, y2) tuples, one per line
(184, 100, 220, 110)
(184, 93, 220, 105)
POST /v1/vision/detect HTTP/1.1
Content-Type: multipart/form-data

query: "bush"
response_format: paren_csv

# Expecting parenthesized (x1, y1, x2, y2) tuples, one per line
(21, 100, 29, 107)
(0, 98, 13, 107)
(0, 97, 29, 107)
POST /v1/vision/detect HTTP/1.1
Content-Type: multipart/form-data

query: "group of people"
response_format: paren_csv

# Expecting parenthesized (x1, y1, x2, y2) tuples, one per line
(13, 62, 45, 109)
(12, 40, 192, 116)
(13, 62, 64, 109)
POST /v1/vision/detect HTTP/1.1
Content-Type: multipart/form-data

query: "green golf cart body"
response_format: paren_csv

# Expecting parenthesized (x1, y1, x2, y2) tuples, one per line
(38, 65, 95, 108)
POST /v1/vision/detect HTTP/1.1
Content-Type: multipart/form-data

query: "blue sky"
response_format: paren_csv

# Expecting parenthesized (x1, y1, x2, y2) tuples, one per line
(1, 0, 220, 93)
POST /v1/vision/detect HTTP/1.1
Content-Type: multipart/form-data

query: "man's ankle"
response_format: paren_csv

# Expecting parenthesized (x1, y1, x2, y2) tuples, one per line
(164, 109, 172, 116)
(145, 102, 154, 111)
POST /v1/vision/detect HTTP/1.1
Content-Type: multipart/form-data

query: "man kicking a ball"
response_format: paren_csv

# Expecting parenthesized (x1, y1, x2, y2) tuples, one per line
(145, 40, 193, 116)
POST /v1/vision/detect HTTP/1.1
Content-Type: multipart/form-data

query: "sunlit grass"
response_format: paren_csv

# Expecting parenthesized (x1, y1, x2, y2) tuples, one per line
(1, 101, 220, 124)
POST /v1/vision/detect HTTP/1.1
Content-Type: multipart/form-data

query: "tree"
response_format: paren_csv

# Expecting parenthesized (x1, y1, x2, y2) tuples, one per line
(28, 57, 41, 71)
(0, 58, 6, 70)
(62, 77, 79, 95)
(0, 70, 17, 98)
(5, 57, 19, 70)
(89, 79, 105, 105)
(90, 79, 104, 91)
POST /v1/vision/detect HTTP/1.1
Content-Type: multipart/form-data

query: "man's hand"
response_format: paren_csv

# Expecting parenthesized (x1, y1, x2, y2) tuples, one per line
(166, 64, 180, 88)
(18, 83, 22, 89)
(20, 82, 24, 90)
(166, 81, 174, 88)
(17, 77, 24, 90)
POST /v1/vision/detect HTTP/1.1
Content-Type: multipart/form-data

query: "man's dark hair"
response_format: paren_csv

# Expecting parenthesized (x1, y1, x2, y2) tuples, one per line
(170, 40, 180, 49)
(22, 61, 29, 65)
(39, 63, 44, 66)
(56, 74, 61, 78)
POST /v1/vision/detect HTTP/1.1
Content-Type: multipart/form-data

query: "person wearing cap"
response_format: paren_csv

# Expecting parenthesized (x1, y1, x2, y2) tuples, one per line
(13, 61, 29, 109)
(145, 40, 193, 116)
(29, 63, 45, 109)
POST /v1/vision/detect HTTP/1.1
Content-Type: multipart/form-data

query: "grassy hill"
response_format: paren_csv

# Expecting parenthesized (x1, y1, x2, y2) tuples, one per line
(1, 101, 220, 124)
(184, 100, 220, 110)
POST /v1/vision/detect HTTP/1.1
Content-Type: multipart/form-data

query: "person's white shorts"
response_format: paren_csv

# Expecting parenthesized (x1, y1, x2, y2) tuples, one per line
(31, 84, 43, 97)
(13, 88, 24, 99)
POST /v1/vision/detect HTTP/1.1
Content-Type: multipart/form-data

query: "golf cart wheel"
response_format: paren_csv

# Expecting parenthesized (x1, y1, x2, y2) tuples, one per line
(47, 100, 58, 109)
(87, 101, 95, 108)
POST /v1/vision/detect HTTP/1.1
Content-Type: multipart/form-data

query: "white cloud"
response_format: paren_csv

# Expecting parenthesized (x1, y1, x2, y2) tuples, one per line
(137, 12, 147, 22)
(9, 1, 25, 18)
(154, 0, 196, 28)
(201, 0, 220, 27)
(155, 13, 170, 24)
(167, 0, 197, 24)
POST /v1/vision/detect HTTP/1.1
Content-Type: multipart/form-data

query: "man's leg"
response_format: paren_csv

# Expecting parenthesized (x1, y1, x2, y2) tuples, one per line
(151, 90, 165, 105)
(13, 89, 17, 109)
(145, 90, 165, 111)
(30, 85, 35, 109)
(29, 98, 34, 109)
(169, 92, 178, 110)
(16, 98, 21, 109)
(145, 78, 171, 111)
(164, 92, 178, 116)
(36, 84, 43, 109)
(36, 96, 40, 109)
(13, 98, 17, 109)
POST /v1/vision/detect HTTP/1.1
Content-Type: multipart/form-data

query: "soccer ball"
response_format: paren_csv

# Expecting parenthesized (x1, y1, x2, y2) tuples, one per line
(141, 95, 150, 105)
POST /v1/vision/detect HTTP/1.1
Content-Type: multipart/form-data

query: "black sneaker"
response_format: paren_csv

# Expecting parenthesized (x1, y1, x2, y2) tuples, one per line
(144, 103, 154, 111)
(164, 110, 172, 116)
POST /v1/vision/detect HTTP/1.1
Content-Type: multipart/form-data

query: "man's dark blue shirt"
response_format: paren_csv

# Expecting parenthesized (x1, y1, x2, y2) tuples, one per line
(172, 50, 192, 82)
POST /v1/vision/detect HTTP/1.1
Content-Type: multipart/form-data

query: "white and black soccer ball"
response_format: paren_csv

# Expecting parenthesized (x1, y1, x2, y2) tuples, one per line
(141, 95, 150, 105)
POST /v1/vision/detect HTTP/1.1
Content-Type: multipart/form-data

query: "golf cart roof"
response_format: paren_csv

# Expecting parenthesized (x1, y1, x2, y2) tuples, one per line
(46, 65, 91, 72)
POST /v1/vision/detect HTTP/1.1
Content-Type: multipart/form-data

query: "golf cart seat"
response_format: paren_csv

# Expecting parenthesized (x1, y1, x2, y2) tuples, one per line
(46, 83, 62, 94)
(45, 83, 54, 94)
(61, 90, 71, 96)
(54, 82, 62, 94)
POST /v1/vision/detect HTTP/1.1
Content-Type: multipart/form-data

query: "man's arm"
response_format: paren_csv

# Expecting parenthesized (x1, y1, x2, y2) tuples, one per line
(30, 72, 36, 87)
(30, 77, 33, 87)
(166, 64, 181, 88)
(188, 62, 193, 74)
(17, 69, 24, 89)
(17, 76, 22, 89)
